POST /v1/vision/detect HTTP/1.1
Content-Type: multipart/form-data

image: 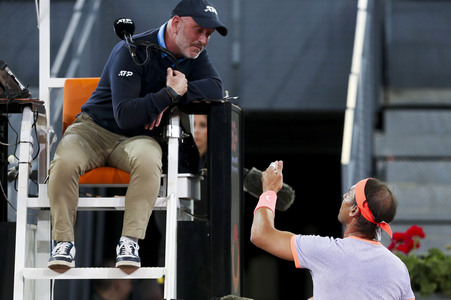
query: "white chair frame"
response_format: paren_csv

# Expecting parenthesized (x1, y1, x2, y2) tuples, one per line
(13, 105, 198, 300)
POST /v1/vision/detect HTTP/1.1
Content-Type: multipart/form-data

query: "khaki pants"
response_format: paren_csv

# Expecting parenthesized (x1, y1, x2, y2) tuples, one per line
(48, 113, 162, 241)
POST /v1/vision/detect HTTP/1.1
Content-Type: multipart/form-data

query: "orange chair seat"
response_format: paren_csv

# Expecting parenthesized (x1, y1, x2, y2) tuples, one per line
(63, 78, 131, 185)
(79, 167, 130, 185)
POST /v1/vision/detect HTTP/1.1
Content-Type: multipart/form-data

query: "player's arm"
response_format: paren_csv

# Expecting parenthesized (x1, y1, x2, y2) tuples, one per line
(250, 161, 295, 261)
(251, 207, 295, 261)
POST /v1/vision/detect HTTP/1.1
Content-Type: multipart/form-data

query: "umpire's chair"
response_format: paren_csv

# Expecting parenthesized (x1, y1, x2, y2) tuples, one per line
(13, 78, 201, 300)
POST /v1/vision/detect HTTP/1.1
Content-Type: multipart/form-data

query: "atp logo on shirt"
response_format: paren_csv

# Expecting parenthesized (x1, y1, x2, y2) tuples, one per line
(118, 70, 133, 77)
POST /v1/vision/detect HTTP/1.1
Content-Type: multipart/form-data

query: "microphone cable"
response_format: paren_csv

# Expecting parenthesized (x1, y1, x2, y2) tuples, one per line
(124, 35, 138, 62)
(129, 40, 180, 70)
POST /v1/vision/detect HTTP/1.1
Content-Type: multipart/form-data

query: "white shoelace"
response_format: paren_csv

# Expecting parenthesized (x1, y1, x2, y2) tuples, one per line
(52, 242, 72, 255)
(119, 241, 139, 255)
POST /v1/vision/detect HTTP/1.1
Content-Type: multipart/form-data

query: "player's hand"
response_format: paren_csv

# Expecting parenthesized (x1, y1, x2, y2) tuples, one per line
(262, 160, 283, 193)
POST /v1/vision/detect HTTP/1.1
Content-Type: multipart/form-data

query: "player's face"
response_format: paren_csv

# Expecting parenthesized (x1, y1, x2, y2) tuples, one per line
(338, 185, 355, 224)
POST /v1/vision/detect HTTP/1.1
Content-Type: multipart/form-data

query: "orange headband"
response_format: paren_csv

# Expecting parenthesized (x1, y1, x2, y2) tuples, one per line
(355, 178, 392, 238)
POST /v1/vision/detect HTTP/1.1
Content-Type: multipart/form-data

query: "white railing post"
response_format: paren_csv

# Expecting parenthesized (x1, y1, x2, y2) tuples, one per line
(164, 109, 181, 299)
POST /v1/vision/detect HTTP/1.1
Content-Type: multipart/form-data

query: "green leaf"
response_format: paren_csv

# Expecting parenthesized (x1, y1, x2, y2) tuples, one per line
(396, 250, 451, 296)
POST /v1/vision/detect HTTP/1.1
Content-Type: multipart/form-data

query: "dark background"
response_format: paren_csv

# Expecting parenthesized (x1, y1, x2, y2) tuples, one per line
(241, 111, 343, 299)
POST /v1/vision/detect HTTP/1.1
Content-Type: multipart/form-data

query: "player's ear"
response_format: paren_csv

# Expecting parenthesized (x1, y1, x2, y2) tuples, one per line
(350, 205, 359, 217)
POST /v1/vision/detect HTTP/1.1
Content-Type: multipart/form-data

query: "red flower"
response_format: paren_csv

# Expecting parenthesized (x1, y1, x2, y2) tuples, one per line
(405, 225, 426, 239)
(397, 239, 414, 254)
(392, 232, 405, 242)
(388, 225, 426, 255)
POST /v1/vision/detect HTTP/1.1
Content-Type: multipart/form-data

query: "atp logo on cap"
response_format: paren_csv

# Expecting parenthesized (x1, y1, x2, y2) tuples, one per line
(204, 6, 218, 15)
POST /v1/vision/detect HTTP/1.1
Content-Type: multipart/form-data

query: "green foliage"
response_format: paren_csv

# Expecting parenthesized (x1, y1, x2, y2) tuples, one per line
(397, 248, 451, 297)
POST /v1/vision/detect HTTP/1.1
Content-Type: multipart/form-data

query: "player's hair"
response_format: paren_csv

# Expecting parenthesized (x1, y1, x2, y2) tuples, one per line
(352, 178, 398, 239)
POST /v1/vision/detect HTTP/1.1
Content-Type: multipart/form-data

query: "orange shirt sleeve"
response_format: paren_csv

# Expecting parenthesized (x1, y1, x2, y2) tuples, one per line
(290, 235, 301, 268)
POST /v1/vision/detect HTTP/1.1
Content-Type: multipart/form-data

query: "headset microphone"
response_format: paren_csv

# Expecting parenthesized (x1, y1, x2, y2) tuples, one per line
(114, 18, 137, 59)
(113, 18, 180, 69)
(114, 18, 135, 41)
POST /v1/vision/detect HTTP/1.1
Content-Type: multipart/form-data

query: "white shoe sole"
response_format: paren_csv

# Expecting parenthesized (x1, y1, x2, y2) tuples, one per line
(115, 260, 141, 268)
(48, 260, 75, 269)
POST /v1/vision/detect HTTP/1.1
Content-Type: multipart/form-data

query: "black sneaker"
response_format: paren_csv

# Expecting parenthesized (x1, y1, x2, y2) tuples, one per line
(116, 239, 141, 268)
(48, 241, 76, 269)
